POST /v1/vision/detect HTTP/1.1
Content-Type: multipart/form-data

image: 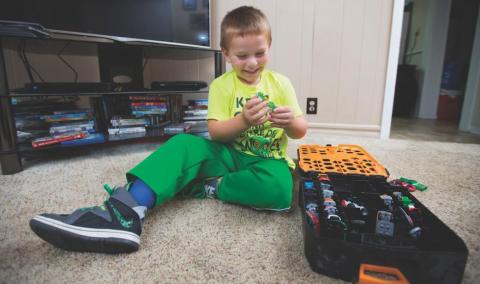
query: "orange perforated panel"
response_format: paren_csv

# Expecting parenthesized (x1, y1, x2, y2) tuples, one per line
(298, 144, 388, 177)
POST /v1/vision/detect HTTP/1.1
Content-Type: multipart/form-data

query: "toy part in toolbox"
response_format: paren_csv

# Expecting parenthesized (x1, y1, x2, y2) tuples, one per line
(306, 202, 319, 212)
(392, 191, 402, 201)
(409, 226, 422, 239)
(323, 197, 336, 207)
(327, 214, 342, 221)
(322, 189, 334, 198)
(324, 206, 337, 215)
(306, 210, 321, 231)
(358, 263, 410, 284)
(320, 182, 332, 190)
(399, 207, 414, 227)
(303, 181, 315, 190)
(380, 194, 393, 206)
(318, 174, 330, 181)
(376, 211, 395, 237)
(341, 199, 369, 216)
(298, 144, 389, 177)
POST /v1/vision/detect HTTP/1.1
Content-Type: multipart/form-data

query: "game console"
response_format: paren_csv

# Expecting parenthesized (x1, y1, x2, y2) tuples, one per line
(151, 81, 207, 91)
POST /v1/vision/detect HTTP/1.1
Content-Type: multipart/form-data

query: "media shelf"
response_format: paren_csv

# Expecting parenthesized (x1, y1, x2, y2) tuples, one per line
(0, 36, 224, 174)
(5, 90, 200, 162)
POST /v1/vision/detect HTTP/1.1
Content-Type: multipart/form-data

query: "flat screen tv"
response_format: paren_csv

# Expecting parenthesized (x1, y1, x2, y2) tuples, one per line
(0, 0, 210, 48)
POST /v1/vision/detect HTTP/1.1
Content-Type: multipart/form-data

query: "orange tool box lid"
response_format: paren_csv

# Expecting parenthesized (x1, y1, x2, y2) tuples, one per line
(298, 144, 389, 178)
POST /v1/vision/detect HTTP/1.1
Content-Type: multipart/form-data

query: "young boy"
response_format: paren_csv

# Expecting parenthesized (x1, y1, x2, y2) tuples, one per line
(29, 6, 308, 254)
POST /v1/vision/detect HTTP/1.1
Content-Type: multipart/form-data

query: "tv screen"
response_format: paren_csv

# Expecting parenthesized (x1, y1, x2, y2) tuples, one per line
(0, 0, 210, 47)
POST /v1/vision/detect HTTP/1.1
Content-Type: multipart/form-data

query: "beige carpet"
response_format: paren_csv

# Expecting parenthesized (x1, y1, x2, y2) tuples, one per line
(1, 130, 479, 283)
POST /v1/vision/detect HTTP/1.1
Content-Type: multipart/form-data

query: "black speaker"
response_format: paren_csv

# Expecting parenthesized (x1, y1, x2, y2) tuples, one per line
(393, 64, 418, 117)
(98, 44, 144, 91)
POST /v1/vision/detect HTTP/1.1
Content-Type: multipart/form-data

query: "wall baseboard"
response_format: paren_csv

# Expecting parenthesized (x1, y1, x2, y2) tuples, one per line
(308, 122, 380, 131)
(307, 122, 381, 137)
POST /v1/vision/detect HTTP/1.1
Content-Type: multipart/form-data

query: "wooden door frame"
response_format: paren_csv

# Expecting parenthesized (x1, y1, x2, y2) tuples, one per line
(380, 0, 405, 139)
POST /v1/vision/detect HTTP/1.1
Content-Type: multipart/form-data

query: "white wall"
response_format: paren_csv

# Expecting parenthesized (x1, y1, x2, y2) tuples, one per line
(213, 0, 395, 136)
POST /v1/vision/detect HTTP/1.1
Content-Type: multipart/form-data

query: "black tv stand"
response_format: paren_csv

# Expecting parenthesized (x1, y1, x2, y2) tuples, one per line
(0, 37, 224, 174)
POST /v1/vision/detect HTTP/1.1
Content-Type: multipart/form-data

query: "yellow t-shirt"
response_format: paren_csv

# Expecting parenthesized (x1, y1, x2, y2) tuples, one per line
(207, 69, 302, 168)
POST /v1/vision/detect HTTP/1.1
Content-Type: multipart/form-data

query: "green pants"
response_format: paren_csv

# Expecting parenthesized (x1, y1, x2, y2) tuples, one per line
(127, 134, 293, 210)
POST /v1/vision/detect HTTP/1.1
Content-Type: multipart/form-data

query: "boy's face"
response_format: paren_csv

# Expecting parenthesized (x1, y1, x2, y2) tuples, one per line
(223, 33, 270, 85)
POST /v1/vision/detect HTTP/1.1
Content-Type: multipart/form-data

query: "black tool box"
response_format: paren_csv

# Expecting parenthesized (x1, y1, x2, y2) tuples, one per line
(297, 144, 468, 284)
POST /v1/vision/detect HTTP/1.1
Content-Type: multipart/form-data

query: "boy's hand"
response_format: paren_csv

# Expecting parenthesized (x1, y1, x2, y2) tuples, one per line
(242, 97, 270, 126)
(269, 106, 294, 128)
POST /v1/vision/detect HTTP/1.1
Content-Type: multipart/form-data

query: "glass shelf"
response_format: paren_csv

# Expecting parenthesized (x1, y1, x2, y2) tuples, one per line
(2, 89, 208, 98)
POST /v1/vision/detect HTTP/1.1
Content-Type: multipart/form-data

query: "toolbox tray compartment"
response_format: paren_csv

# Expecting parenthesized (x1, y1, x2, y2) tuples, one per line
(299, 175, 468, 283)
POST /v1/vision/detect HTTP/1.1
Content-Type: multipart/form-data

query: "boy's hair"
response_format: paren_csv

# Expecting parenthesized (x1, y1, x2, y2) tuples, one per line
(220, 6, 272, 50)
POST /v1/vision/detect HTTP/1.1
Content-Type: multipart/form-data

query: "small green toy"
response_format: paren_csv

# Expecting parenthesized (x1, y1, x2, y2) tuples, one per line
(399, 177, 428, 191)
(256, 91, 276, 112)
(401, 196, 413, 206)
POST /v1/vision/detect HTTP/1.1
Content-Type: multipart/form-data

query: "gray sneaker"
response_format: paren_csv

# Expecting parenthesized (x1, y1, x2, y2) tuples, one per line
(29, 184, 146, 254)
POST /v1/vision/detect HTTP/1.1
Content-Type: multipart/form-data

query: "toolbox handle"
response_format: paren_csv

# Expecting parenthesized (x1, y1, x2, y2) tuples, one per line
(358, 264, 409, 284)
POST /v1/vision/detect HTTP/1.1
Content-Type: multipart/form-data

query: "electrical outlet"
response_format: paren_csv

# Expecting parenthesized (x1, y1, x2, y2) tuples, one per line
(306, 98, 317, 114)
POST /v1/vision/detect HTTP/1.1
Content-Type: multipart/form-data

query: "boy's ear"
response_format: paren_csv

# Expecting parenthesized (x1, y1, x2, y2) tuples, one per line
(222, 49, 231, 63)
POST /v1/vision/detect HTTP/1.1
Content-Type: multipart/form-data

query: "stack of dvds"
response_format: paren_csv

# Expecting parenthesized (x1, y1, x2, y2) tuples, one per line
(183, 99, 208, 138)
(31, 109, 104, 148)
(129, 95, 168, 127)
(108, 115, 148, 136)
(12, 97, 77, 143)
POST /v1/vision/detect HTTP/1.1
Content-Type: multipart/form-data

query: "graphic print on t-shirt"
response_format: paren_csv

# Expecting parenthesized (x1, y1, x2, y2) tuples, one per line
(232, 92, 284, 159)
